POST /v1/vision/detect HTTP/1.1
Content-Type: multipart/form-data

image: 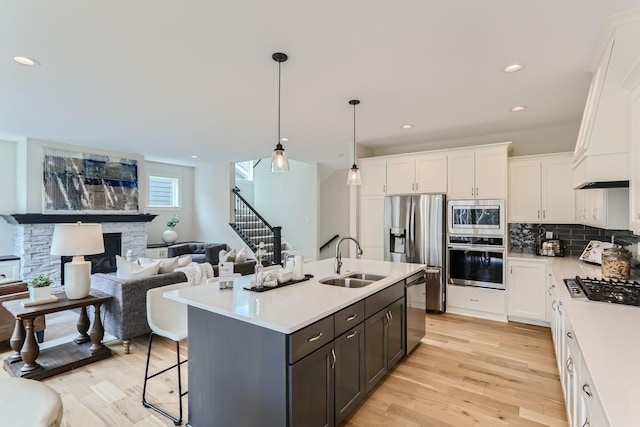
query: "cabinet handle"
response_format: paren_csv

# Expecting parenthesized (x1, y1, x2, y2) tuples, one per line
(582, 383, 592, 398)
(308, 332, 323, 342)
(471, 187, 474, 196)
(331, 348, 336, 369)
(385, 311, 390, 324)
(566, 331, 574, 340)
(388, 310, 393, 325)
(551, 301, 556, 311)
(566, 356, 573, 376)
(383, 185, 386, 193)
(470, 298, 479, 302)
(415, 182, 418, 191)
(537, 210, 540, 219)
(475, 187, 479, 196)
(346, 330, 357, 339)
(548, 286, 553, 296)
(582, 419, 590, 427)
(346, 314, 358, 322)
(558, 302, 563, 315)
(543, 210, 546, 219)
(510, 266, 513, 274)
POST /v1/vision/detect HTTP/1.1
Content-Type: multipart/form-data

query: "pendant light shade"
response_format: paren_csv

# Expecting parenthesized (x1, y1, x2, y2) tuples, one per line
(271, 52, 290, 173)
(347, 99, 362, 185)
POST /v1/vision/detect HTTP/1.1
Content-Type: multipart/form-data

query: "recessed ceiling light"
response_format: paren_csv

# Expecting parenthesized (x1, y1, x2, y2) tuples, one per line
(401, 124, 414, 129)
(504, 63, 523, 73)
(510, 105, 527, 112)
(280, 137, 289, 142)
(191, 155, 199, 159)
(13, 56, 40, 66)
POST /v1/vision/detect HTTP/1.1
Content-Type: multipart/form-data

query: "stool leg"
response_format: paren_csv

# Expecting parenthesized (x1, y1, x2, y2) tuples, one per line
(141, 332, 155, 405)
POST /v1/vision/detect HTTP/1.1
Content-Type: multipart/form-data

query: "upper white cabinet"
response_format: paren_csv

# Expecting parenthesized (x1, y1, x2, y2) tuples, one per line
(448, 145, 508, 200)
(386, 153, 447, 195)
(508, 153, 575, 223)
(628, 66, 640, 234)
(359, 158, 387, 196)
(575, 188, 629, 229)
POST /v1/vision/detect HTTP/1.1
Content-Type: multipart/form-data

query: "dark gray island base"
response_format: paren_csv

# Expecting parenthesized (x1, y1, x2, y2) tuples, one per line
(186, 276, 416, 427)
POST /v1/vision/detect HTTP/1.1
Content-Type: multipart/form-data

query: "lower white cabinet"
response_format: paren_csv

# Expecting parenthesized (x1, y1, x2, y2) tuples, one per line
(146, 247, 168, 258)
(447, 284, 506, 318)
(0, 258, 20, 281)
(359, 196, 384, 260)
(507, 259, 547, 323)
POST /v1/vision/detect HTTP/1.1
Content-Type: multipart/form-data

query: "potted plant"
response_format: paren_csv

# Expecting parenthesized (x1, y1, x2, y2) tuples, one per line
(28, 274, 53, 301)
(162, 215, 180, 244)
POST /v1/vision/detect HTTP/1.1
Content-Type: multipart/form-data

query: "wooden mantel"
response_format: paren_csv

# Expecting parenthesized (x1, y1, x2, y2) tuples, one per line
(2, 213, 157, 225)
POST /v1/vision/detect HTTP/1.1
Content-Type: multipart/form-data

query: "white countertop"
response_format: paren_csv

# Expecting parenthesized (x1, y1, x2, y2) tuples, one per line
(509, 253, 640, 427)
(164, 258, 424, 334)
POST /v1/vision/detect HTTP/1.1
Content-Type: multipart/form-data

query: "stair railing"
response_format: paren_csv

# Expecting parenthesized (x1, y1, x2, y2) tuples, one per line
(230, 188, 282, 265)
(319, 234, 340, 252)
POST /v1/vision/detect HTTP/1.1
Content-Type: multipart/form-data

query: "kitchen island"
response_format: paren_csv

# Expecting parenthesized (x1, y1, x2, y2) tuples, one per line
(165, 258, 425, 427)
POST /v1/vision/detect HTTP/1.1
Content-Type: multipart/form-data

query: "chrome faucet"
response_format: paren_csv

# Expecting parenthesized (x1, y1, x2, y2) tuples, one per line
(335, 236, 363, 274)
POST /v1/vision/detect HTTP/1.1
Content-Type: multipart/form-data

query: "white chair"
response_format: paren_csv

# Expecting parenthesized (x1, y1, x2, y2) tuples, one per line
(142, 282, 190, 426)
(0, 378, 63, 427)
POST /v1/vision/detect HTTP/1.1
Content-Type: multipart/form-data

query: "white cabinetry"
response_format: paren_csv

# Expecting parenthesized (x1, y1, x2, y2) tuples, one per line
(448, 146, 508, 200)
(629, 79, 640, 234)
(0, 258, 20, 281)
(508, 154, 575, 223)
(359, 158, 387, 196)
(386, 153, 447, 195)
(146, 247, 168, 259)
(446, 285, 506, 321)
(506, 259, 547, 323)
(574, 188, 628, 229)
(359, 196, 384, 260)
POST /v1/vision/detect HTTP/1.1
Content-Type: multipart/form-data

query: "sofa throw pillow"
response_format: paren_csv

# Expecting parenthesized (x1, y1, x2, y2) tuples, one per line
(138, 256, 179, 274)
(235, 247, 248, 264)
(116, 255, 160, 279)
(219, 249, 236, 263)
(178, 255, 192, 267)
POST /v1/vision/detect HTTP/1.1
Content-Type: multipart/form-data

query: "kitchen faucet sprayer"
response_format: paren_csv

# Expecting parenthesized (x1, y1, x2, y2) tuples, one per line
(334, 236, 363, 274)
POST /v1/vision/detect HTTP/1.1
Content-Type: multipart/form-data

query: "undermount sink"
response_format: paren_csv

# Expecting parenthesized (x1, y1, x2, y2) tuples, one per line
(343, 272, 387, 281)
(319, 277, 374, 288)
(319, 272, 387, 288)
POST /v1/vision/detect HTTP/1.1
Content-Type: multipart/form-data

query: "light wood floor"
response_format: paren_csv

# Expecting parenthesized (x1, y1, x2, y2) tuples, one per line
(0, 313, 567, 427)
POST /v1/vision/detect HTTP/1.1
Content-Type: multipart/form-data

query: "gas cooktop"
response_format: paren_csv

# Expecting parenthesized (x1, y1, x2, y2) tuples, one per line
(563, 277, 640, 307)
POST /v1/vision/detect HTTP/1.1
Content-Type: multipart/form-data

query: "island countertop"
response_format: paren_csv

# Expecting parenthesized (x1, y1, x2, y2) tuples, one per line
(164, 258, 425, 334)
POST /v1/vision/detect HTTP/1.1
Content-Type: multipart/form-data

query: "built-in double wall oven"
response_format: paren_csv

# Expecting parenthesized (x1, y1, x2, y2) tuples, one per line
(446, 200, 506, 290)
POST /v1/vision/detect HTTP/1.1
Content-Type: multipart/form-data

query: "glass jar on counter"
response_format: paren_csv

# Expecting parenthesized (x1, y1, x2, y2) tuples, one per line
(601, 247, 632, 280)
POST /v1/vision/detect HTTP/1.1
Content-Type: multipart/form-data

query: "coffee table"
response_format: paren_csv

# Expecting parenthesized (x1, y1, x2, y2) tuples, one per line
(2, 290, 113, 380)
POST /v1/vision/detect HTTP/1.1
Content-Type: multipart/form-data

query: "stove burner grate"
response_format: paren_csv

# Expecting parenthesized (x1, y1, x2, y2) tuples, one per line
(575, 276, 640, 307)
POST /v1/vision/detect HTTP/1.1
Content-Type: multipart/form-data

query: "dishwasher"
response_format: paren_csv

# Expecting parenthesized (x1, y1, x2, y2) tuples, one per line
(405, 270, 427, 353)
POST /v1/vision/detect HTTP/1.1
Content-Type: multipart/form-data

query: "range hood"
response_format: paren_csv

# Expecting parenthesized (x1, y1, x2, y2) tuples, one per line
(572, 19, 640, 190)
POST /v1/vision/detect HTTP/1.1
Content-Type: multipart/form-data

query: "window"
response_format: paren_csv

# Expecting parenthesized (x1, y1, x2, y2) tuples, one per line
(235, 161, 253, 181)
(148, 176, 180, 207)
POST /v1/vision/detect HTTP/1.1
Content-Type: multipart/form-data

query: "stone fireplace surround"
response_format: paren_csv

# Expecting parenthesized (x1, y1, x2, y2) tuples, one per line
(2, 214, 156, 286)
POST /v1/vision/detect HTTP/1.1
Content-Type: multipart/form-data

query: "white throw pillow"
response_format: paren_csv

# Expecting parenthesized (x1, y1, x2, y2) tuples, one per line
(138, 256, 179, 274)
(116, 255, 160, 279)
(235, 247, 248, 264)
(220, 249, 236, 263)
(178, 255, 192, 267)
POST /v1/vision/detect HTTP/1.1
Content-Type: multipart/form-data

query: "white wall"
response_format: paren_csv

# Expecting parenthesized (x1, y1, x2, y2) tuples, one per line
(372, 122, 579, 158)
(254, 159, 319, 260)
(145, 161, 197, 245)
(193, 162, 247, 249)
(318, 165, 349, 260)
(0, 140, 18, 255)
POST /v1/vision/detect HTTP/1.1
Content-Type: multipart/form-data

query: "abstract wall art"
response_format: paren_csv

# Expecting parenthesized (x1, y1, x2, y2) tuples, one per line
(42, 147, 139, 214)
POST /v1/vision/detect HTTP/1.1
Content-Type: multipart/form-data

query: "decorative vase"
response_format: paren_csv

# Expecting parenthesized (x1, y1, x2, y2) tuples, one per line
(162, 228, 178, 244)
(29, 286, 51, 302)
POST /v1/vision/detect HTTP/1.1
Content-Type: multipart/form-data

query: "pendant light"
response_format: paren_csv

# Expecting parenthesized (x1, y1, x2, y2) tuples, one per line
(271, 52, 290, 173)
(347, 99, 362, 185)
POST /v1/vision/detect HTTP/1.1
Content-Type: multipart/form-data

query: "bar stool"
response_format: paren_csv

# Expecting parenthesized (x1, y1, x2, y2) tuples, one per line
(0, 377, 63, 426)
(142, 282, 189, 426)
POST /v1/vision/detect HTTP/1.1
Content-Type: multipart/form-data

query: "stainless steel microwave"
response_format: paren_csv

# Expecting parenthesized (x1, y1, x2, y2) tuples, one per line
(447, 199, 505, 236)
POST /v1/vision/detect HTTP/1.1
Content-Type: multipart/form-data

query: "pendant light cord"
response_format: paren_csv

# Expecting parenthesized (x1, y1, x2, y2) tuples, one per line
(353, 102, 356, 165)
(278, 60, 282, 147)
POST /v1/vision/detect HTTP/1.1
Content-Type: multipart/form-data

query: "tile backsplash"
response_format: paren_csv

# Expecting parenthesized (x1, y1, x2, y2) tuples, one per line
(509, 223, 640, 257)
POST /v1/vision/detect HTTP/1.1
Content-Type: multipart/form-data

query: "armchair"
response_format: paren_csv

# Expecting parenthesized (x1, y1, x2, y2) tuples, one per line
(0, 280, 45, 343)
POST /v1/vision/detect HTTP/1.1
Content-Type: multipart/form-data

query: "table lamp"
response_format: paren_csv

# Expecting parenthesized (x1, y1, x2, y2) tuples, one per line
(50, 222, 105, 299)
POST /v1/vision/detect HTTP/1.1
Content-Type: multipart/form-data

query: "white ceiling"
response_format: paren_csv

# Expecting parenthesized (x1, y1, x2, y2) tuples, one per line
(1, 1, 640, 168)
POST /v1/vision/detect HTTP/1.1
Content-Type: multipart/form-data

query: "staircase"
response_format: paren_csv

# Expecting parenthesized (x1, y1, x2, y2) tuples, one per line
(230, 188, 288, 265)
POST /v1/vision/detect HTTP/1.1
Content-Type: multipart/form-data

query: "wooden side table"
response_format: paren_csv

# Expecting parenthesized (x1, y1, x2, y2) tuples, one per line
(2, 290, 113, 380)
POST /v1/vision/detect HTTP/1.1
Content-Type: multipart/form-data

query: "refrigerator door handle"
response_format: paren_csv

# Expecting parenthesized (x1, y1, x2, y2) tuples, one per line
(409, 197, 416, 261)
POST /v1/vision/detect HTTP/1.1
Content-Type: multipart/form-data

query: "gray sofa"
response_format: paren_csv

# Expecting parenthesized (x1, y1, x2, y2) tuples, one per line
(90, 271, 187, 354)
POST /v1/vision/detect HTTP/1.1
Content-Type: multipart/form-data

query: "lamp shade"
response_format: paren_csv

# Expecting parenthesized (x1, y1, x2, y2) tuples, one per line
(50, 223, 105, 256)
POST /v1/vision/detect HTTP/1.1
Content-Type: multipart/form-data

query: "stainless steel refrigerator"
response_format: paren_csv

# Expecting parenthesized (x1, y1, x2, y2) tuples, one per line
(384, 194, 446, 314)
